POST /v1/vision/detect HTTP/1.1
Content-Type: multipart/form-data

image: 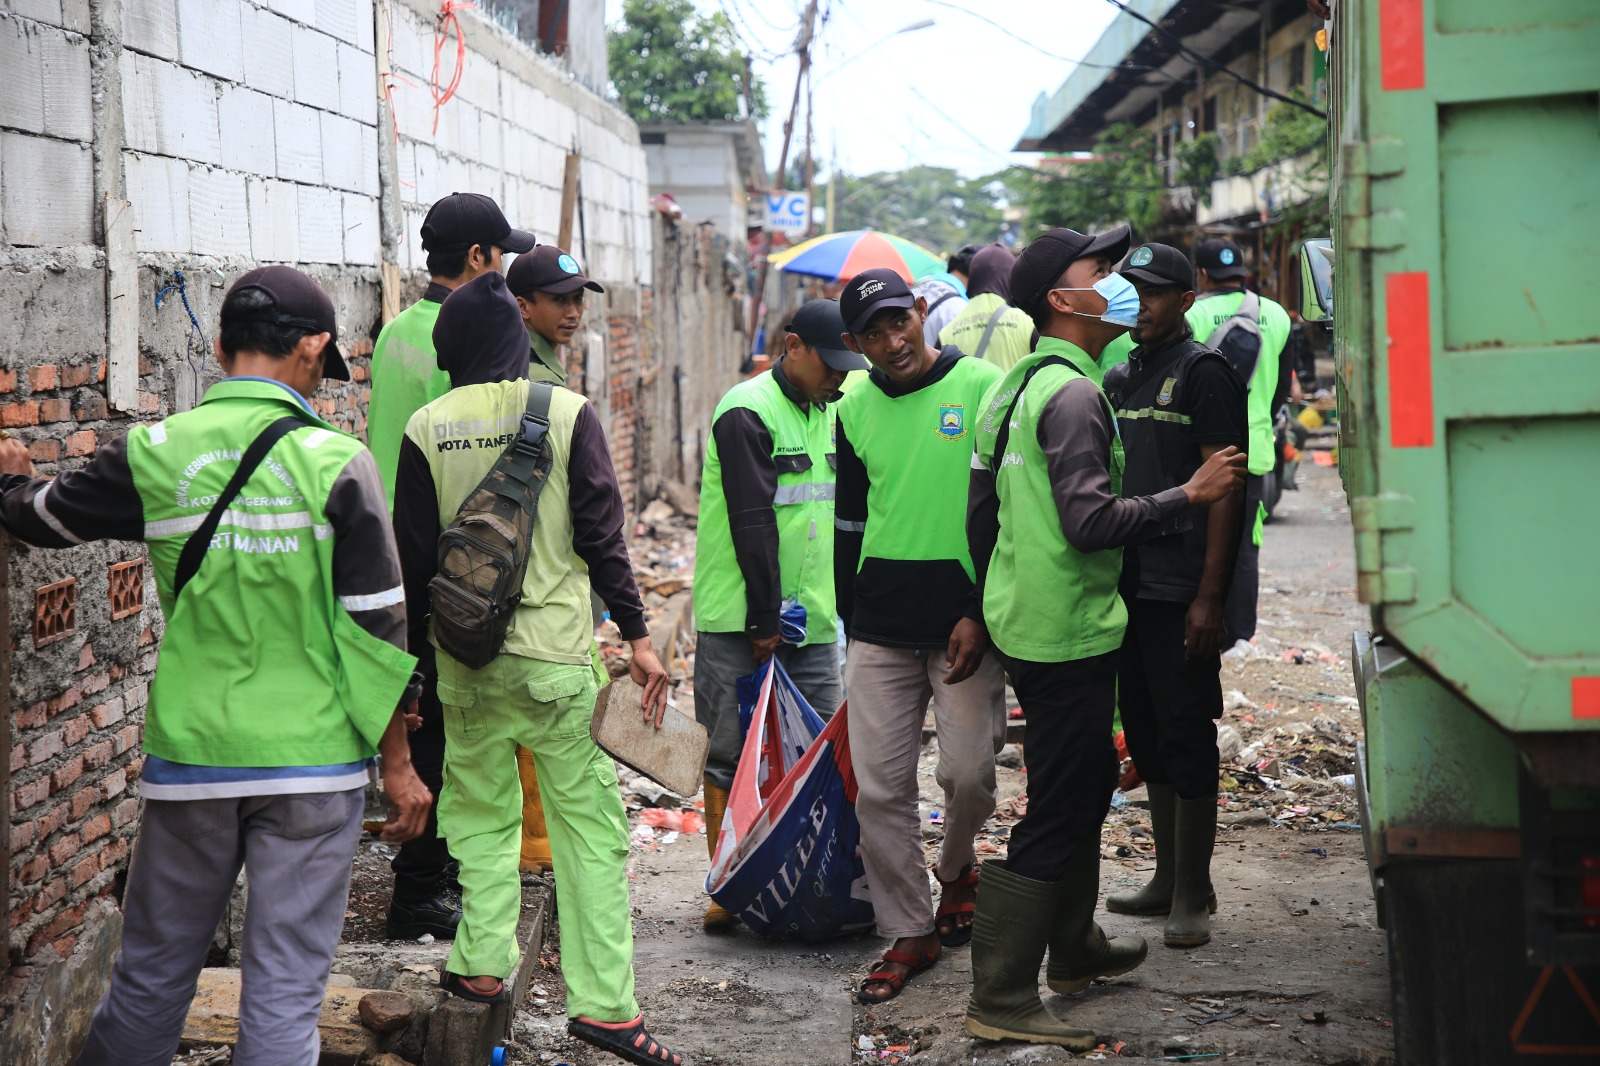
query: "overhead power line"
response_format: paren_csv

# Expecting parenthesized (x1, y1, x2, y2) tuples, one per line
(1102, 0, 1328, 119)
(916, 0, 1184, 81)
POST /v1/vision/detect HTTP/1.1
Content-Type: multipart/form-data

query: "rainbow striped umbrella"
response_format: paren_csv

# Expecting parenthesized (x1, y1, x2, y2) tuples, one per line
(767, 229, 944, 283)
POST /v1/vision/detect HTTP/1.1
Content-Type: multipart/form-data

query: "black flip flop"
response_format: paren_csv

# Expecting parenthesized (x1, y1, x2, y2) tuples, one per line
(568, 1015, 685, 1066)
(439, 971, 506, 1004)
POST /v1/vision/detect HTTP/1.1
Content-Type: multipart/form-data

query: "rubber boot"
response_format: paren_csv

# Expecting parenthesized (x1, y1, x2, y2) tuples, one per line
(517, 747, 553, 874)
(962, 860, 1097, 1050)
(1164, 795, 1218, 947)
(1106, 782, 1175, 915)
(701, 777, 738, 933)
(1047, 837, 1148, 995)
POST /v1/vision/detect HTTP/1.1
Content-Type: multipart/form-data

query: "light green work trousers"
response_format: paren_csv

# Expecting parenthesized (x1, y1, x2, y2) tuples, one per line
(435, 651, 639, 1022)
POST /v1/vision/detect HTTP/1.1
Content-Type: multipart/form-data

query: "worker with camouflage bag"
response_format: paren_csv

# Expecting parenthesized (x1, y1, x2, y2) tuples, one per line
(393, 270, 685, 1066)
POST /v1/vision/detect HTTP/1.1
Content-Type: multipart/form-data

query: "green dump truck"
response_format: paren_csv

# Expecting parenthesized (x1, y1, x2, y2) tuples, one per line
(1305, 1, 1600, 1061)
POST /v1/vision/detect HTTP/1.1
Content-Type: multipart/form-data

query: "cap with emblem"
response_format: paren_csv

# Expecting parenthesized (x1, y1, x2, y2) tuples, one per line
(1008, 224, 1132, 316)
(839, 268, 917, 335)
(505, 245, 606, 297)
(785, 300, 867, 372)
(224, 265, 349, 380)
(1119, 242, 1195, 291)
(1195, 237, 1247, 281)
(419, 192, 535, 256)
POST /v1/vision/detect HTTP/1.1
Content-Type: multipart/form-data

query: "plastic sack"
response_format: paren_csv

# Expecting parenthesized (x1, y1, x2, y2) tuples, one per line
(705, 658, 874, 940)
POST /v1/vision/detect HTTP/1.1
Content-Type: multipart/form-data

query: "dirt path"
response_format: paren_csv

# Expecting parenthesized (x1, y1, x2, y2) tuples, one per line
(505, 459, 1396, 1066)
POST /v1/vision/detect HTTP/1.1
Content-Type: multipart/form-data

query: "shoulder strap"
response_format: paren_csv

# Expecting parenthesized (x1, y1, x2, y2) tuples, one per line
(927, 290, 958, 315)
(971, 304, 1011, 362)
(451, 380, 558, 518)
(989, 356, 1072, 475)
(173, 416, 305, 598)
(1238, 290, 1260, 323)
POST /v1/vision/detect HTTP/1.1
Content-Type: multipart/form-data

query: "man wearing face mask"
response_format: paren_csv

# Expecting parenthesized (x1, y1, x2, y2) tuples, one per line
(693, 299, 865, 932)
(963, 227, 1247, 1049)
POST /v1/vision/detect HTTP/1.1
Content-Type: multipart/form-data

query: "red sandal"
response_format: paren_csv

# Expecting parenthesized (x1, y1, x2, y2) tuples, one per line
(856, 946, 941, 1004)
(935, 863, 980, 947)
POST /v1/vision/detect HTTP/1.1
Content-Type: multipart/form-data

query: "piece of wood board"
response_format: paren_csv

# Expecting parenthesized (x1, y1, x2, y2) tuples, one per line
(591, 673, 707, 797)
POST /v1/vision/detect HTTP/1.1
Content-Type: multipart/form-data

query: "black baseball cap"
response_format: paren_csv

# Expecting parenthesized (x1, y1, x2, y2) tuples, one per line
(785, 300, 867, 373)
(840, 268, 917, 335)
(1119, 243, 1195, 290)
(420, 192, 535, 255)
(1009, 224, 1132, 316)
(505, 245, 605, 297)
(224, 266, 349, 381)
(1195, 237, 1247, 281)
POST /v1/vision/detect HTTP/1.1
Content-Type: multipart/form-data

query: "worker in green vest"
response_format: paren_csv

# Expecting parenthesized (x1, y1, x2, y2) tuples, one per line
(938, 244, 1036, 370)
(963, 227, 1246, 1049)
(507, 244, 604, 386)
(0, 266, 431, 1064)
(393, 271, 683, 1066)
(503, 243, 607, 876)
(1102, 243, 1248, 950)
(366, 193, 536, 940)
(833, 269, 1007, 1004)
(693, 298, 865, 932)
(1186, 238, 1292, 648)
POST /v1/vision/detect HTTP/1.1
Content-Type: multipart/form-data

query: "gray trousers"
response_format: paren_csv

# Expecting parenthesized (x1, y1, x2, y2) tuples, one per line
(845, 642, 1006, 938)
(694, 632, 843, 791)
(75, 789, 365, 1066)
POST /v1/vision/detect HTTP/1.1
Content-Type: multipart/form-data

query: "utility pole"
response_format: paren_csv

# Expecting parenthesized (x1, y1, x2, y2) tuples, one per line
(745, 0, 819, 370)
(824, 142, 837, 235)
(802, 67, 815, 240)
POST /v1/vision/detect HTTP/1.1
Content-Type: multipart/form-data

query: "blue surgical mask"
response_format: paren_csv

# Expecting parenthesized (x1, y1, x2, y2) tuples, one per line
(1053, 272, 1141, 328)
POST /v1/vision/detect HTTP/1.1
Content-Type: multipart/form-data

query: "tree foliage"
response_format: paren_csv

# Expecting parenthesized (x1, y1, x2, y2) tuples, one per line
(1008, 124, 1166, 238)
(607, 0, 768, 123)
(826, 165, 1007, 254)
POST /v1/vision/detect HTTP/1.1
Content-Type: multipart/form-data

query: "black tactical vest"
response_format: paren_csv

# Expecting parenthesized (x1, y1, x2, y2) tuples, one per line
(1103, 337, 1230, 603)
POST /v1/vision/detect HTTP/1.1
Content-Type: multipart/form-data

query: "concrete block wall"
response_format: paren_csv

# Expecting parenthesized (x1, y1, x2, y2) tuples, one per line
(117, 0, 383, 264)
(0, 1, 750, 1054)
(383, 0, 651, 290)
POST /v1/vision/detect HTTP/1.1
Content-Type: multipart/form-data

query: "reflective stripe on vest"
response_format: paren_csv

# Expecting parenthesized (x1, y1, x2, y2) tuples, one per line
(774, 482, 836, 504)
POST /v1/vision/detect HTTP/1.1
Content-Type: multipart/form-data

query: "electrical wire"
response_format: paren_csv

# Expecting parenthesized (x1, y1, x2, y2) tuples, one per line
(430, 1, 474, 135)
(915, 0, 1185, 81)
(1102, 0, 1327, 119)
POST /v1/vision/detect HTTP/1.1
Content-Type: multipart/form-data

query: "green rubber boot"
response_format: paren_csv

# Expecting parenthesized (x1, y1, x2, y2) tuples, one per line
(1106, 782, 1176, 915)
(963, 860, 1097, 1050)
(1047, 837, 1149, 995)
(1164, 795, 1218, 948)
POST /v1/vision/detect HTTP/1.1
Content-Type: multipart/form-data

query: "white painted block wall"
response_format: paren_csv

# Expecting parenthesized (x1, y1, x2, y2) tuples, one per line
(5, 0, 649, 287)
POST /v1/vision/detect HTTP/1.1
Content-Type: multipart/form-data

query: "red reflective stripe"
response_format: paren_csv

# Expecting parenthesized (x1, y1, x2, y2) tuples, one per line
(1381, 0, 1426, 90)
(1386, 272, 1434, 448)
(1574, 677, 1600, 720)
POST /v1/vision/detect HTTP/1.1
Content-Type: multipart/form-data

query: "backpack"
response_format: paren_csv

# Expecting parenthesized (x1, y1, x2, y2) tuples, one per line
(1205, 290, 1263, 385)
(427, 382, 556, 670)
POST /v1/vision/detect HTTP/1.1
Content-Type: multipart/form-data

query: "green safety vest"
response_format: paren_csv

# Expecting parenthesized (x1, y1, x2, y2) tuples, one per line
(1186, 291, 1290, 475)
(694, 371, 837, 644)
(405, 379, 594, 665)
(838, 356, 1001, 578)
(974, 340, 1128, 663)
(126, 380, 416, 766)
(938, 293, 1035, 371)
(368, 297, 450, 505)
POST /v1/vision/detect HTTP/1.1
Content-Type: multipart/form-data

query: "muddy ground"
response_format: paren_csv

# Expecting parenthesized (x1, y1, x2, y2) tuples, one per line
(492, 452, 1397, 1066)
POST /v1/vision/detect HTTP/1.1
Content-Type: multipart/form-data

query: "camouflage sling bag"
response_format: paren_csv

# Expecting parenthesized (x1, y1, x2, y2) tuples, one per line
(428, 381, 556, 669)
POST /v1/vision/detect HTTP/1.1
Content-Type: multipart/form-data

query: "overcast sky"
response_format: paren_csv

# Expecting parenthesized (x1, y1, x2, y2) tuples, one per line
(603, 0, 1123, 181)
